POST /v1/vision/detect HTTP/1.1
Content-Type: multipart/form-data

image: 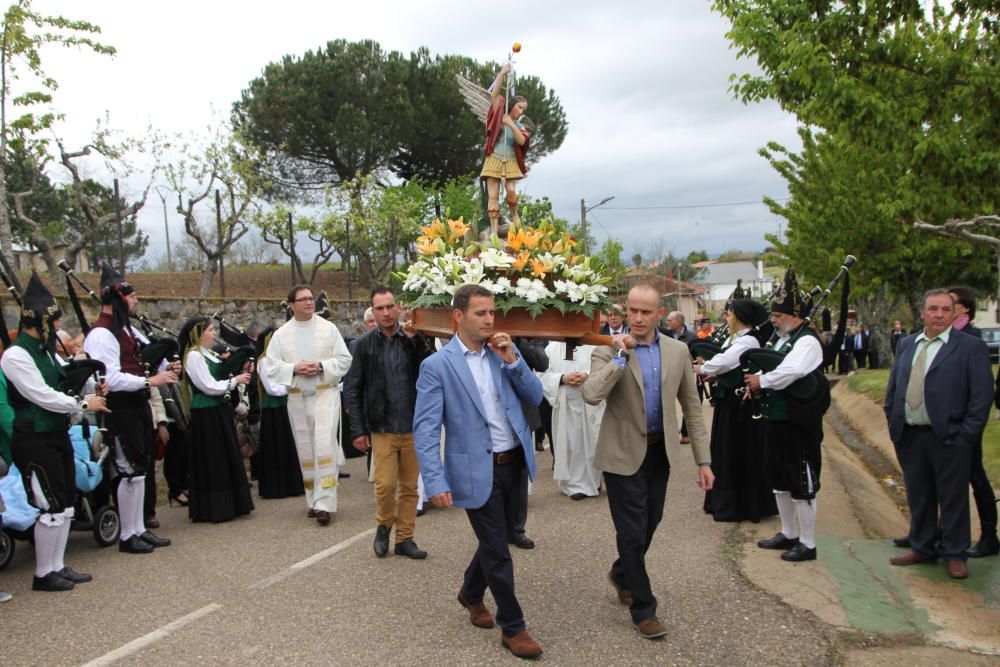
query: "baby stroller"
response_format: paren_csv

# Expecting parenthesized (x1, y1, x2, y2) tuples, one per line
(0, 421, 120, 571)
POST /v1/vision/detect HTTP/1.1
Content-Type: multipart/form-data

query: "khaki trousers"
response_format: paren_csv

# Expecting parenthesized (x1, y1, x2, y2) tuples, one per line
(372, 433, 419, 542)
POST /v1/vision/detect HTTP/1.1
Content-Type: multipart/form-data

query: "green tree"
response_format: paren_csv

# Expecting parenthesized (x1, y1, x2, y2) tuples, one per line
(254, 203, 341, 286)
(714, 0, 999, 318)
(232, 40, 567, 197)
(0, 0, 114, 270)
(594, 238, 625, 274)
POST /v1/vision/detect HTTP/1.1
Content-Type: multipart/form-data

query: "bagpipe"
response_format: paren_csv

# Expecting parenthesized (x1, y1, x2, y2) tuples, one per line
(58, 260, 180, 372)
(739, 256, 856, 421)
(210, 312, 256, 379)
(689, 322, 743, 389)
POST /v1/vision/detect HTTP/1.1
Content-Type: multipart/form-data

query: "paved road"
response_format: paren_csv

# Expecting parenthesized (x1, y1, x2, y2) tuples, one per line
(2, 426, 836, 666)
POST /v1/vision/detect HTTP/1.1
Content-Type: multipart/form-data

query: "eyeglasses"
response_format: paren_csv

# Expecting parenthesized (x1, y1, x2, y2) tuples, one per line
(293, 296, 315, 303)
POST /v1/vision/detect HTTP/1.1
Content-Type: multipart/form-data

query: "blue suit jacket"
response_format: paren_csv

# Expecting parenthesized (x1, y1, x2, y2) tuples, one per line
(414, 336, 543, 509)
(884, 328, 993, 445)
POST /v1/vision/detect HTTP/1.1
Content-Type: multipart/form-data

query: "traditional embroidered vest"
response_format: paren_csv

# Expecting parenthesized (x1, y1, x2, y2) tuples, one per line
(763, 325, 820, 422)
(190, 352, 228, 410)
(92, 312, 144, 376)
(8, 332, 70, 433)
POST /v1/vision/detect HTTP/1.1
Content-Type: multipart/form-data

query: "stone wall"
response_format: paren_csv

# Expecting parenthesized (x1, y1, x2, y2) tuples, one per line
(3, 297, 372, 341)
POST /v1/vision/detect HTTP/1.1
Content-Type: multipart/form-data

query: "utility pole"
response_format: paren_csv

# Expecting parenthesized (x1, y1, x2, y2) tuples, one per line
(215, 189, 225, 297)
(288, 211, 296, 287)
(580, 198, 588, 255)
(114, 178, 124, 275)
(155, 187, 173, 271)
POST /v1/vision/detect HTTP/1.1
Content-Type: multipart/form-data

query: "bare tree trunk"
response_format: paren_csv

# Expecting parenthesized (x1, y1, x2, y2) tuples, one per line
(199, 256, 218, 298)
(0, 169, 14, 270)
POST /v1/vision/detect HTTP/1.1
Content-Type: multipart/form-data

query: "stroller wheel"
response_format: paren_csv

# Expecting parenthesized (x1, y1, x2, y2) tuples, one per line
(92, 505, 120, 547)
(0, 529, 14, 571)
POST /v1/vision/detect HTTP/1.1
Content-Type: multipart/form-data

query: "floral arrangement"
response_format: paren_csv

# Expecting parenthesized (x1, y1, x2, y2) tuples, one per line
(397, 218, 615, 316)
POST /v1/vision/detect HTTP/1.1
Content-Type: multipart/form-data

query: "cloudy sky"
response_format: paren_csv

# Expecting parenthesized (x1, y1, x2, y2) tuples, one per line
(37, 0, 801, 263)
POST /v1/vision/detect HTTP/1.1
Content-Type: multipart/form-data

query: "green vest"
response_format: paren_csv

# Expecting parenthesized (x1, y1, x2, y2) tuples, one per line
(190, 353, 229, 410)
(261, 389, 287, 409)
(762, 326, 819, 422)
(10, 332, 71, 433)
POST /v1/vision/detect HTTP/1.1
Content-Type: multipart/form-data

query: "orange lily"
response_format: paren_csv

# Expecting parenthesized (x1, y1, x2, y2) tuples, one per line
(447, 217, 469, 241)
(512, 251, 531, 271)
(523, 229, 543, 250)
(530, 257, 554, 279)
(506, 227, 526, 252)
(416, 237, 438, 255)
(419, 218, 446, 239)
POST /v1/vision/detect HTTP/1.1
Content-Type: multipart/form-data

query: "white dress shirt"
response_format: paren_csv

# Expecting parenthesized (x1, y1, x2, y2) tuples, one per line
(456, 336, 520, 453)
(759, 334, 823, 391)
(185, 348, 233, 395)
(257, 357, 287, 397)
(83, 325, 155, 393)
(697, 328, 759, 376)
(1, 346, 81, 416)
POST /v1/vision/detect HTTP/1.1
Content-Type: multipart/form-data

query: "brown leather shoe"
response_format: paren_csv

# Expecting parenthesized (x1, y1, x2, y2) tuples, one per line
(946, 560, 969, 579)
(635, 617, 668, 639)
(889, 550, 935, 566)
(457, 593, 495, 629)
(608, 570, 634, 606)
(315, 510, 331, 525)
(501, 630, 543, 659)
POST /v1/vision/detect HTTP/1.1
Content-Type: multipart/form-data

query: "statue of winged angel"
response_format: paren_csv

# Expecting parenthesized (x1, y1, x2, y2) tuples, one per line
(457, 60, 535, 237)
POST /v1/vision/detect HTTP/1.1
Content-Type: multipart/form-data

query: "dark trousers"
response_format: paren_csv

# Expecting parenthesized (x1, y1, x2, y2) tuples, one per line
(971, 436, 998, 533)
(853, 350, 867, 369)
(604, 437, 669, 623)
(837, 351, 853, 374)
(895, 426, 971, 561)
(510, 465, 529, 537)
(461, 451, 527, 636)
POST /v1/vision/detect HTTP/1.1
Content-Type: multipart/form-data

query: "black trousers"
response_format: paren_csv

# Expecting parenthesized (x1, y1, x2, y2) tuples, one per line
(461, 451, 526, 636)
(971, 436, 998, 533)
(510, 465, 529, 537)
(604, 437, 669, 623)
(895, 426, 971, 561)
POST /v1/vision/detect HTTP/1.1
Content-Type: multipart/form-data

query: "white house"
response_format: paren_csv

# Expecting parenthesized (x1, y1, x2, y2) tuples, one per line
(691, 260, 773, 311)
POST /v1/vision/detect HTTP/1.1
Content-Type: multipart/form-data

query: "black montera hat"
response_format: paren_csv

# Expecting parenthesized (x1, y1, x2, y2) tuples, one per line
(731, 298, 767, 328)
(770, 267, 807, 317)
(725, 279, 747, 312)
(21, 271, 61, 329)
(99, 263, 134, 305)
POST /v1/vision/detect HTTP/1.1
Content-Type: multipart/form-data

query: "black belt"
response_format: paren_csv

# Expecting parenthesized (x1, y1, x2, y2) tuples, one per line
(646, 432, 664, 445)
(493, 449, 523, 465)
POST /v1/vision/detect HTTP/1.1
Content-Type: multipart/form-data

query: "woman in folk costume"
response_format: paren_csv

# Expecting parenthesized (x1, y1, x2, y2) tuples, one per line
(254, 326, 304, 499)
(693, 287, 778, 523)
(479, 62, 531, 231)
(0, 273, 108, 590)
(540, 342, 605, 499)
(179, 317, 254, 522)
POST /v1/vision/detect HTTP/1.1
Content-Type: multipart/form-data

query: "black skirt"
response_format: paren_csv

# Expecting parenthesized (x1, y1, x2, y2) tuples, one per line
(11, 428, 75, 513)
(187, 404, 254, 522)
(256, 406, 304, 499)
(703, 391, 778, 522)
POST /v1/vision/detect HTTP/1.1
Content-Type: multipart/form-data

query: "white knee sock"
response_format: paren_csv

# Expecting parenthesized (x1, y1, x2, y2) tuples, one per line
(117, 476, 146, 540)
(33, 521, 60, 577)
(53, 520, 71, 571)
(794, 499, 817, 549)
(774, 491, 798, 539)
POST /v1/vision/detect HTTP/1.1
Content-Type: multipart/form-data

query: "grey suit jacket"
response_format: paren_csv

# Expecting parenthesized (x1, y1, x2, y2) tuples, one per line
(884, 328, 993, 445)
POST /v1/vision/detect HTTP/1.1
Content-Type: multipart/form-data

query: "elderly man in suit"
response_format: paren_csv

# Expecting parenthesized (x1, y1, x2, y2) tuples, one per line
(884, 288, 993, 579)
(414, 284, 544, 660)
(582, 282, 713, 640)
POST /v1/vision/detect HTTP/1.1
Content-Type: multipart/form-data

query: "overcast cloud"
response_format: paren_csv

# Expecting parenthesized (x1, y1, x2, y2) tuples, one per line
(37, 0, 801, 262)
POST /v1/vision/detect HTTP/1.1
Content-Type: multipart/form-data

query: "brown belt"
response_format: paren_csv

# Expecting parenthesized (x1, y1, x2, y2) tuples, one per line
(287, 383, 333, 394)
(493, 449, 522, 464)
(646, 432, 665, 445)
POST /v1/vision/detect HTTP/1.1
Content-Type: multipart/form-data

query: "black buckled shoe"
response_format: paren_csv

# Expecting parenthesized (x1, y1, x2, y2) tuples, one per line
(374, 524, 390, 558)
(780, 543, 818, 562)
(32, 571, 75, 591)
(119, 534, 155, 554)
(757, 532, 800, 550)
(892, 535, 911, 548)
(140, 531, 171, 548)
(58, 567, 93, 583)
(394, 539, 428, 559)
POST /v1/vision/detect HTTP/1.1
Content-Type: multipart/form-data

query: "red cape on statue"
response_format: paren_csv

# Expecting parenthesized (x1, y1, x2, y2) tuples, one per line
(484, 96, 531, 176)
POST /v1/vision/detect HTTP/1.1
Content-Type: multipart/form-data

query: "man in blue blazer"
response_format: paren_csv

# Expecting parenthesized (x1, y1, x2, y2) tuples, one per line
(414, 284, 544, 659)
(884, 289, 993, 579)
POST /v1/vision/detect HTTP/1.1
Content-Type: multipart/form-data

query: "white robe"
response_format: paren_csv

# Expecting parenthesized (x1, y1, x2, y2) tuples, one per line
(265, 315, 352, 512)
(541, 342, 605, 497)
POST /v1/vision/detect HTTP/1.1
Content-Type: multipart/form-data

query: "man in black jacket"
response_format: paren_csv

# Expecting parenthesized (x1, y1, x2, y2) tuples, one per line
(345, 287, 434, 559)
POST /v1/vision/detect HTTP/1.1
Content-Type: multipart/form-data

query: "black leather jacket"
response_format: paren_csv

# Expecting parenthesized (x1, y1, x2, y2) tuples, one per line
(344, 328, 434, 440)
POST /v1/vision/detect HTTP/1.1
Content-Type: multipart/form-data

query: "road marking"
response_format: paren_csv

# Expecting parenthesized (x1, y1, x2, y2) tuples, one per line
(81, 603, 223, 667)
(249, 527, 376, 590)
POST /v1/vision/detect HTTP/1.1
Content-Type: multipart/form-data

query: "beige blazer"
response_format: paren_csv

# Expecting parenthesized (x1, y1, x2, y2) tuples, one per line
(582, 335, 709, 476)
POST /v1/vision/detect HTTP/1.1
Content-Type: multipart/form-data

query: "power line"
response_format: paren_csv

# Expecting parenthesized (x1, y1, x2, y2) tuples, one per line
(601, 197, 790, 211)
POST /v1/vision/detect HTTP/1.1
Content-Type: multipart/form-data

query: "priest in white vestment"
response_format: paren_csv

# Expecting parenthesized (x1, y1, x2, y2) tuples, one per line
(541, 342, 605, 499)
(265, 286, 353, 523)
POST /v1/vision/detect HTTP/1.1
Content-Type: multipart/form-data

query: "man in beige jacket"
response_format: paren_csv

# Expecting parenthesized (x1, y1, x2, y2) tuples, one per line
(582, 282, 713, 640)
